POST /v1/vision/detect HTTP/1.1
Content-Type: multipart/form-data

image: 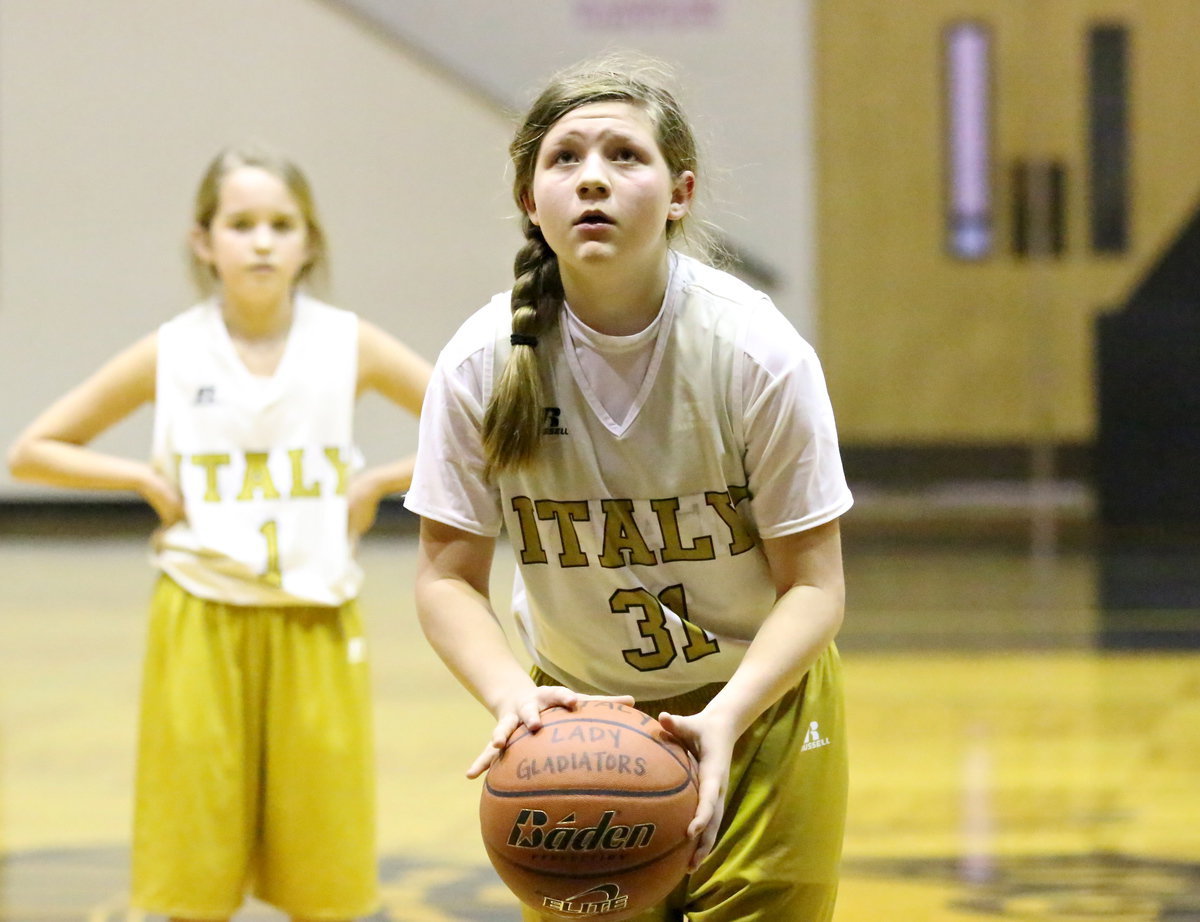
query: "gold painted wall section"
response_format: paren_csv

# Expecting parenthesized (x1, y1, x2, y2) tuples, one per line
(816, 1, 1200, 444)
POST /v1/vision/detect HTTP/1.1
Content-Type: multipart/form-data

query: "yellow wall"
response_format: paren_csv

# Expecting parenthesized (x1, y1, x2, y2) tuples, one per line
(817, 0, 1200, 445)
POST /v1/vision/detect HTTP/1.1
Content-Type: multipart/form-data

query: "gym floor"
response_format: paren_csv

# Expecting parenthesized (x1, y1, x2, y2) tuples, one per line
(2, 491, 1198, 921)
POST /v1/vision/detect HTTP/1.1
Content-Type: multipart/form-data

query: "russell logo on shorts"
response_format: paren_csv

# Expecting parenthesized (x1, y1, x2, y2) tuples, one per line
(802, 721, 831, 752)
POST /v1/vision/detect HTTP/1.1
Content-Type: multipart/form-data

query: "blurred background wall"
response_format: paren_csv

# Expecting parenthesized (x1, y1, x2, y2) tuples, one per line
(0, 0, 815, 502)
(1, 0, 514, 498)
(4, 0, 1199, 520)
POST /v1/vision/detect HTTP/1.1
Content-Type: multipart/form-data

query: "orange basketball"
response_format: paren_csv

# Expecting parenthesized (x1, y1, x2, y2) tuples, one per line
(479, 700, 699, 920)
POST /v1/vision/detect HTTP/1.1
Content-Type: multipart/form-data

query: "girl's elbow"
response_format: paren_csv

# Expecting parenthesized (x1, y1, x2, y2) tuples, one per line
(7, 435, 61, 483)
(827, 604, 845, 639)
(819, 589, 846, 641)
(7, 439, 35, 480)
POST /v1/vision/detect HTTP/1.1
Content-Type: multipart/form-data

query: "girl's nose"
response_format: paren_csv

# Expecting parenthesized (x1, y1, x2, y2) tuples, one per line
(577, 153, 610, 196)
(252, 224, 273, 250)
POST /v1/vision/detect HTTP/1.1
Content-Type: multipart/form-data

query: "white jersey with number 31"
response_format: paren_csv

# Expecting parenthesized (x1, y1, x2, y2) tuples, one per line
(407, 253, 852, 699)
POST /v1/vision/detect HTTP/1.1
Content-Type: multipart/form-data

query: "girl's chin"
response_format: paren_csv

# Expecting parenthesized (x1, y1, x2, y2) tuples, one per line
(562, 240, 620, 263)
(223, 280, 294, 303)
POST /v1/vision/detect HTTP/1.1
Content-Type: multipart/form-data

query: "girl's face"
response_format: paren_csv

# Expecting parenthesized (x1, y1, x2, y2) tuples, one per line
(524, 101, 693, 278)
(192, 166, 312, 304)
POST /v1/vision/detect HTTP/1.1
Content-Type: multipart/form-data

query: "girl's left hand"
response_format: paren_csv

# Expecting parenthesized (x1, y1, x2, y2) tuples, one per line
(657, 709, 736, 871)
(346, 476, 382, 539)
(139, 465, 185, 527)
(468, 686, 636, 780)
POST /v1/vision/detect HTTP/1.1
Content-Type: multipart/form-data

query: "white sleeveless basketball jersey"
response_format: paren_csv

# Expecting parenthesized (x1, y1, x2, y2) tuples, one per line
(407, 253, 853, 698)
(152, 295, 363, 607)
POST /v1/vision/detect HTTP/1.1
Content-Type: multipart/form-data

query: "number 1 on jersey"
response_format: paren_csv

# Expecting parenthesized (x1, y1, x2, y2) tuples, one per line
(259, 519, 282, 587)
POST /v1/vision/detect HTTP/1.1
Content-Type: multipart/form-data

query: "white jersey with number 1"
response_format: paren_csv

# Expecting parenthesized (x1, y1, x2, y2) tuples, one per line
(151, 295, 363, 607)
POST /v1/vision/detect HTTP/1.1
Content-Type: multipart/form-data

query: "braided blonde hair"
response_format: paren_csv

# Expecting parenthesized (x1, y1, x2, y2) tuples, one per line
(482, 57, 703, 479)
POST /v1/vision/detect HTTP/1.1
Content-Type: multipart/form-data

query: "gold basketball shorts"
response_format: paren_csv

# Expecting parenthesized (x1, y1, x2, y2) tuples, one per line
(525, 643, 847, 922)
(131, 575, 378, 919)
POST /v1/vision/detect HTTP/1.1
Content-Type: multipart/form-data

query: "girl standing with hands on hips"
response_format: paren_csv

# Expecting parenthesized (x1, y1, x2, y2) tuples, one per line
(405, 57, 853, 921)
(8, 147, 430, 921)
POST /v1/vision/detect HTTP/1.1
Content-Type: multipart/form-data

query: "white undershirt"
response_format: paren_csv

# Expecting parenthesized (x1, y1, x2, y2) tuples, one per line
(562, 303, 663, 427)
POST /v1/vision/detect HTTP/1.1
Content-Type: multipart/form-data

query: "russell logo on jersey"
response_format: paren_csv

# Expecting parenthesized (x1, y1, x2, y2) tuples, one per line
(542, 406, 569, 436)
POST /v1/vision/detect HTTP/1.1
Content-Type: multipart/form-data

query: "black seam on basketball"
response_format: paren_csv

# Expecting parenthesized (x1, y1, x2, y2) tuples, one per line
(483, 776, 695, 798)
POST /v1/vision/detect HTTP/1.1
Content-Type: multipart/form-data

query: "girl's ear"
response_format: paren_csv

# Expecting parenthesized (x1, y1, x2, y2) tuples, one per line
(667, 170, 696, 222)
(521, 189, 541, 227)
(189, 224, 214, 265)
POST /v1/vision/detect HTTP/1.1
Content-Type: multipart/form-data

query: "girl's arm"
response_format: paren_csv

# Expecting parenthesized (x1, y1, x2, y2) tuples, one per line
(356, 317, 429, 416)
(414, 516, 628, 776)
(658, 517, 846, 867)
(6, 333, 180, 523)
(348, 319, 433, 533)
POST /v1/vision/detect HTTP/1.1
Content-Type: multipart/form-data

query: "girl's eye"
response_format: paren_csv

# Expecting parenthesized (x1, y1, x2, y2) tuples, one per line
(231, 219, 253, 231)
(549, 149, 577, 166)
(272, 219, 296, 233)
(614, 148, 640, 162)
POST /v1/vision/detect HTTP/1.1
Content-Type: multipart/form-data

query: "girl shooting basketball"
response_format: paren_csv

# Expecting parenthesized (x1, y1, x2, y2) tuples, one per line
(8, 147, 431, 922)
(405, 57, 853, 921)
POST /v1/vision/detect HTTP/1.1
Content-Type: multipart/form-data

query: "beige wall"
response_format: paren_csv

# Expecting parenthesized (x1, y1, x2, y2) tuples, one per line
(0, 0, 516, 497)
(1, 0, 824, 499)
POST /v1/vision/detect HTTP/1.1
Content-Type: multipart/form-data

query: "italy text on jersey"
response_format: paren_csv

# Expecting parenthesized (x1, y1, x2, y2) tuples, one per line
(508, 485, 756, 569)
(170, 446, 353, 501)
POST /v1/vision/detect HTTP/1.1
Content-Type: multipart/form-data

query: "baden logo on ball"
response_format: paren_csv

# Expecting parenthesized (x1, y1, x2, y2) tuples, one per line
(479, 700, 699, 920)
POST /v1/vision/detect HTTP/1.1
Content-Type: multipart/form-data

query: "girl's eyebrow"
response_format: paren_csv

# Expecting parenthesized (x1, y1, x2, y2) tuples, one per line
(221, 207, 299, 219)
(544, 128, 584, 145)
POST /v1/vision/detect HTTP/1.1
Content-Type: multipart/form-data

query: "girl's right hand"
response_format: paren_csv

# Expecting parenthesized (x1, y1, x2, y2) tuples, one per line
(466, 685, 635, 779)
(657, 708, 737, 871)
(138, 466, 184, 527)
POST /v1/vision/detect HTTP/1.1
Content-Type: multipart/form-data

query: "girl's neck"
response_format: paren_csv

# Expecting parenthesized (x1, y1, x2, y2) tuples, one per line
(219, 290, 296, 342)
(560, 252, 671, 337)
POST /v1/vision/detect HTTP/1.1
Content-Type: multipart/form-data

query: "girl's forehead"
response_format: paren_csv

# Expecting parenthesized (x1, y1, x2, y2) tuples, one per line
(217, 166, 300, 212)
(547, 100, 656, 138)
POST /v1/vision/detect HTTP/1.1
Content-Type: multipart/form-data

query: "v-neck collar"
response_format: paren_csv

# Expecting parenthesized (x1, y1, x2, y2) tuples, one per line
(559, 254, 679, 437)
(208, 295, 304, 401)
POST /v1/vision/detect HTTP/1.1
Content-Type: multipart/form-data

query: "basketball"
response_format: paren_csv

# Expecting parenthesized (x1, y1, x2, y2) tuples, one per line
(479, 700, 699, 920)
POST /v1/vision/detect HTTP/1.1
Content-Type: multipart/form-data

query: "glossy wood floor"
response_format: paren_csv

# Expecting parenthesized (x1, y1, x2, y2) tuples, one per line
(2, 508, 1199, 921)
